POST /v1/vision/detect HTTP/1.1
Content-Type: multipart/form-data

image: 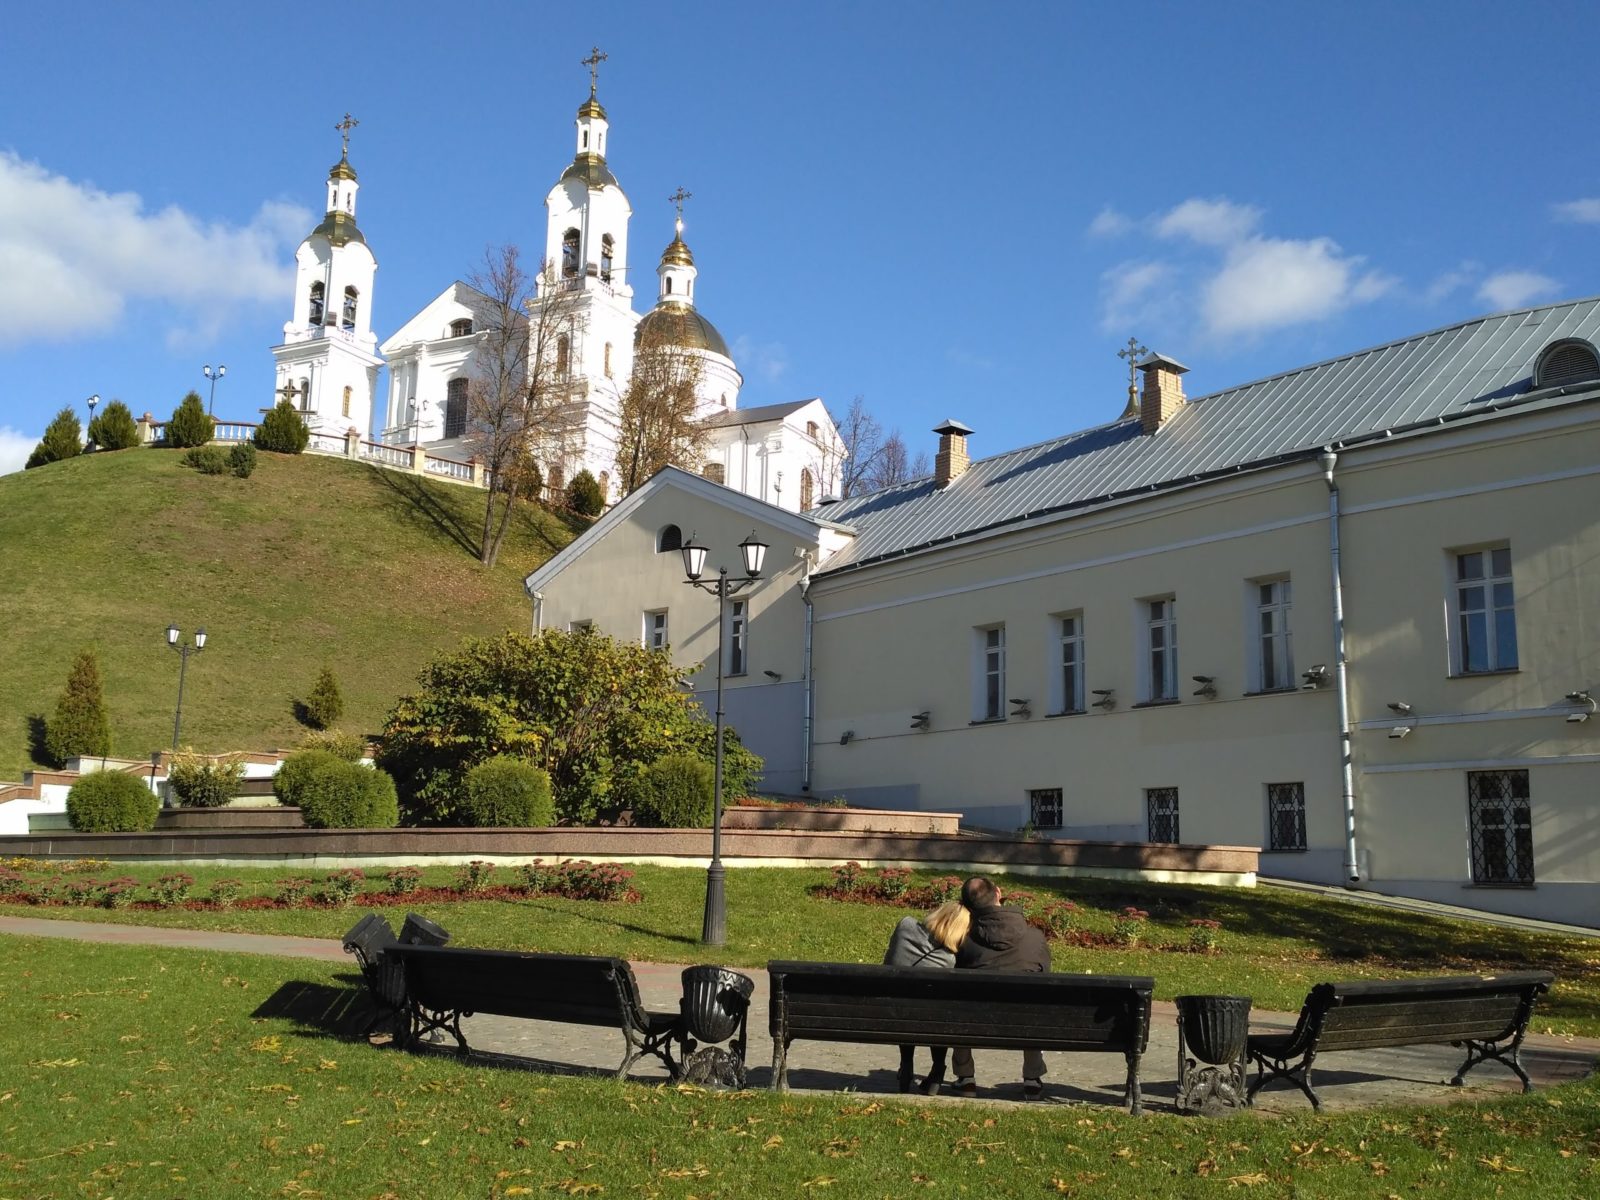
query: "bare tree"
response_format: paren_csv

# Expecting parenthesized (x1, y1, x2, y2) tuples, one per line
(827, 396, 883, 500)
(613, 319, 707, 496)
(862, 431, 925, 490)
(467, 245, 581, 567)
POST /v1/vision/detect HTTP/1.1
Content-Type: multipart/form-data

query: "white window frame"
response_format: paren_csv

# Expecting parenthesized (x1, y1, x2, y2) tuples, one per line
(1250, 577, 1294, 692)
(1050, 612, 1085, 714)
(568, 619, 593, 633)
(1449, 545, 1518, 675)
(1141, 597, 1178, 703)
(643, 609, 669, 652)
(726, 599, 747, 676)
(972, 624, 1006, 722)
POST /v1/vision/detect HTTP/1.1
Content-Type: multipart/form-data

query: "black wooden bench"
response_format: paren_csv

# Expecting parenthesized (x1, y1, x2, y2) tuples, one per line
(767, 961, 1154, 1113)
(1247, 971, 1555, 1109)
(387, 944, 683, 1080)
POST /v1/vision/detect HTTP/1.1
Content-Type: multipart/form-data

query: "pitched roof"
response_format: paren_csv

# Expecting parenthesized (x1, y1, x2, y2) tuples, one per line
(702, 399, 820, 429)
(818, 297, 1600, 574)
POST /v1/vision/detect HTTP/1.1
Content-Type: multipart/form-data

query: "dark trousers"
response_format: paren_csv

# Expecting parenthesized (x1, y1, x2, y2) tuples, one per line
(898, 1044, 948, 1082)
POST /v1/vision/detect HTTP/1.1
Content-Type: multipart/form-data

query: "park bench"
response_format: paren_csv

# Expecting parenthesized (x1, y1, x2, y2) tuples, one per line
(1247, 970, 1555, 1110)
(341, 913, 451, 1037)
(766, 961, 1154, 1113)
(385, 944, 683, 1080)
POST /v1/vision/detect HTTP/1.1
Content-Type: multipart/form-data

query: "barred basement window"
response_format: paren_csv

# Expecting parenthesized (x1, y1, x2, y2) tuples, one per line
(1266, 781, 1307, 852)
(1146, 787, 1179, 844)
(1468, 770, 1533, 886)
(1029, 788, 1063, 830)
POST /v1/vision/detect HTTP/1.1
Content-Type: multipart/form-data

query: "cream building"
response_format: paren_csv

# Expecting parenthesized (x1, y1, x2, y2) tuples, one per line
(528, 297, 1600, 924)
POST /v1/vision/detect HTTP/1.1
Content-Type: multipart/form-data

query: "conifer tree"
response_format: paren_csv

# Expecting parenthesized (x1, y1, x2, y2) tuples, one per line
(254, 399, 310, 454)
(45, 648, 112, 766)
(25, 407, 83, 469)
(565, 469, 605, 516)
(86, 399, 140, 450)
(301, 665, 345, 730)
(166, 391, 214, 449)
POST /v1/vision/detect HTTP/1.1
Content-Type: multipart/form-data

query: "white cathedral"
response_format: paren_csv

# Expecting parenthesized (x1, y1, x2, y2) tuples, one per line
(270, 67, 840, 513)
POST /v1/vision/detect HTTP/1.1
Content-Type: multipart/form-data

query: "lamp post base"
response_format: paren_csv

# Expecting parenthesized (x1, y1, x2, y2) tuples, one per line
(701, 862, 727, 945)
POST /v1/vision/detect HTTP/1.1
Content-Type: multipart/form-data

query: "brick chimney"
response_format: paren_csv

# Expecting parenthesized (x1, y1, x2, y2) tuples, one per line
(932, 419, 973, 488)
(1139, 353, 1189, 435)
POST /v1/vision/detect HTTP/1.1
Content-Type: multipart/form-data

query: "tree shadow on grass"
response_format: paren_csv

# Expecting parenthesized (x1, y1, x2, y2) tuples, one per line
(508, 896, 701, 949)
(367, 463, 481, 559)
(25, 714, 51, 769)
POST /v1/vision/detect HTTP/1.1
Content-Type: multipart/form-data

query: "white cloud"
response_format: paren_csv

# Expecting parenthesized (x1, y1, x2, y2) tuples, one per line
(1477, 270, 1559, 310)
(1424, 260, 1482, 304)
(1087, 206, 1133, 238)
(1203, 236, 1392, 337)
(730, 334, 789, 384)
(0, 426, 34, 475)
(0, 152, 308, 347)
(1552, 198, 1600, 224)
(1155, 197, 1262, 246)
(1099, 260, 1173, 331)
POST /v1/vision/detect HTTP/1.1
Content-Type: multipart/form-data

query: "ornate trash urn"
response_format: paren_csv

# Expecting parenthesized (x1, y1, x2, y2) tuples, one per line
(400, 912, 451, 947)
(1176, 994, 1251, 1114)
(679, 966, 755, 1088)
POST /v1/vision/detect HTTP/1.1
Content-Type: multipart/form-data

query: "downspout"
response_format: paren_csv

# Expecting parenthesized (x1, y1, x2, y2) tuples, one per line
(527, 588, 544, 636)
(1320, 448, 1361, 884)
(800, 565, 815, 794)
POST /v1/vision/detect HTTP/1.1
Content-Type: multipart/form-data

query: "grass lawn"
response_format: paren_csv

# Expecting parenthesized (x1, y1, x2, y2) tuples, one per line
(6, 862, 1598, 1033)
(0, 449, 581, 780)
(1, 934, 1597, 1199)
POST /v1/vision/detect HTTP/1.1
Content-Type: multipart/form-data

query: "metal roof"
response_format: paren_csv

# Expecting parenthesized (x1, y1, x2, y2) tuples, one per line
(818, 297, 1600, 574)
(703, 399, 816, 429)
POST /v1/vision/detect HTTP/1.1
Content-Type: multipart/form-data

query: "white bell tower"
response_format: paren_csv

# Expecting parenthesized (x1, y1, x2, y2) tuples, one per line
(269, 113, 383, 438)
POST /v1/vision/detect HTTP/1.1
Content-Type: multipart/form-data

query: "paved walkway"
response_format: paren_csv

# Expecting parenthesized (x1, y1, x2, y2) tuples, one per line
(1259, 877, 1600, 940)
(4, 914, 1594, 1115)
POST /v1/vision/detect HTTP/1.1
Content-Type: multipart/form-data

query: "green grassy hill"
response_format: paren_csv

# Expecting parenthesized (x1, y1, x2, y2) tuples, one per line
(0, 448, 581, 779)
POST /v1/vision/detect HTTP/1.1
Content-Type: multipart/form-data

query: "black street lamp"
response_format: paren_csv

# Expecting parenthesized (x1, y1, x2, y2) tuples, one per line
(86, 393, 99, 427)
(203, 364, 227, 415)
(165, 623, 208, 755)
(681, 530, 769, 945)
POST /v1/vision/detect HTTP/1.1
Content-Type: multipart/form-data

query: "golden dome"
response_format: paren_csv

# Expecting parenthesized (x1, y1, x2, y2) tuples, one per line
(310, 209, 365, 248)
(660, 237, 694, 267)
(635, 301, 730, 359)
(578, 95, 607, 120)
(560, 152, 618, 190)
(327, 155, 358, 182)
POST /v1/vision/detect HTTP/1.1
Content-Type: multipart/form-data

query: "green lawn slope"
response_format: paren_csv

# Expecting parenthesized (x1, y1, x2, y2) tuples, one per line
(0, 448, 580, 779)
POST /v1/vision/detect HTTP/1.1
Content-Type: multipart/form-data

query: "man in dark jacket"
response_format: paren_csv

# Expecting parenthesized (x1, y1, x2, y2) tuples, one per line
(951, 876, 1049, 1098)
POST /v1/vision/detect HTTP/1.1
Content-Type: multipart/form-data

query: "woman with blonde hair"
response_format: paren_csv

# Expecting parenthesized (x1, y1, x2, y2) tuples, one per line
(882, 900, 971, 1093)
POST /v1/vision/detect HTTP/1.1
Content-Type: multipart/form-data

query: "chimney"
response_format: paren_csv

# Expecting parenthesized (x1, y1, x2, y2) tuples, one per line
(1139, 353, 1189, 435)
(932, 419, 973, 488)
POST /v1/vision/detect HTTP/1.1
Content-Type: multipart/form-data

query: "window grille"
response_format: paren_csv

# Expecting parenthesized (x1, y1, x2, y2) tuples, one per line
(443, 378, 468, 439)
(1029, 788, 1063, 830)
(1266, 782, 1306, 851)
(1468, 770, 1533, 885)
(1146, 787, 1179, 844)
(657, 524, 682, 553)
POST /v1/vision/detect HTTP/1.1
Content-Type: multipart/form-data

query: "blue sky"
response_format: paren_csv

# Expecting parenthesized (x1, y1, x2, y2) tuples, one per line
(2, 1, 1597, 473)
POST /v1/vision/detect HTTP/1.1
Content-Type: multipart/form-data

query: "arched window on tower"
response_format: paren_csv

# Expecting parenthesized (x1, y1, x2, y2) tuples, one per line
(308, 281, 325, 326)
(298, 378, 311, 411)
(600, 234, 614, 283)
(800, 468, 815, 511)
(443, 378, 469, 438)
(555, 334, 571, 378)
(657, 524, 683, 553)
(562, 228, 580, 279)
(597, 470, 610, 503)
(702, 462, 725, 485)
(806, 420, 819, 440)
(665, 277, 673, 295)
(342, 286, 359, 332)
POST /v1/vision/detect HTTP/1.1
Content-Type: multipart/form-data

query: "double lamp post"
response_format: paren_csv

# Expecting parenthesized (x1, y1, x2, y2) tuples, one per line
(679, 531, 768, 946)
(166, 623, 207, 753)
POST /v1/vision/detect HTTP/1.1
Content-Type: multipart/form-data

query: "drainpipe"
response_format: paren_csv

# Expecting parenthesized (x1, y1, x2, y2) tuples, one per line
(1320, 448, 1361, 884)
(800, 565, 815, 794)
(527, 588, 544, 636)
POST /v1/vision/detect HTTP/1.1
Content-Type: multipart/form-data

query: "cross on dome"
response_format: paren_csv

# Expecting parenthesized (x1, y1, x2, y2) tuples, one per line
(669, 186, 692, 235)
(1117, 336, 1149, 390)
(582, 46, 608, 97)
(334, 112, 359, 157)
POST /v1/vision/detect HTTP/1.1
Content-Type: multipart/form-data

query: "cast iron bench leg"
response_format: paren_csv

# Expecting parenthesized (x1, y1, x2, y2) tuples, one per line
(771, 1039, 789, 1092)
(1124, 1050, 1143, 1116)
(1451, 1037, 1534, 1092)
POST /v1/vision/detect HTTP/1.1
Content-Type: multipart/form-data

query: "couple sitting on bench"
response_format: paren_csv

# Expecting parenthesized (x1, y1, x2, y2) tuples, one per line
(882, 875, 1048, 1099)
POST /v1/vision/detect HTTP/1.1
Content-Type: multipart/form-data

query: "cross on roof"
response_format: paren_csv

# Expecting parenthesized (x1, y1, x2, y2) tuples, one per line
(582, 46, 608, 96)
(1117, 336, 1149, 389)
(279, 379, 304, 405)
(334, 113, 359, 157)
(669, 186, 692, 233)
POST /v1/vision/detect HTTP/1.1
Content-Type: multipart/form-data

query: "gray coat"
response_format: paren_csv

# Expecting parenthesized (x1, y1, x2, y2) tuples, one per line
(882, 915, 956, 970)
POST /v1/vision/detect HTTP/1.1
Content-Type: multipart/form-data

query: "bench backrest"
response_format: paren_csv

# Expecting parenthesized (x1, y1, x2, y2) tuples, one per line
(768, 961, 1153, 1053)
(1300, 972, 1553, 1053)
(389, 945, 646, 1030)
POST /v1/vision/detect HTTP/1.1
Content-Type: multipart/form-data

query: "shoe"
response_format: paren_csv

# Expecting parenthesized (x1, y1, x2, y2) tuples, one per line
(1022, 1078, 1044, 1102)
(921, 1066, 946, 1096)
(955, 1078, 977, 1099)
(897, 1064, 915, 1094)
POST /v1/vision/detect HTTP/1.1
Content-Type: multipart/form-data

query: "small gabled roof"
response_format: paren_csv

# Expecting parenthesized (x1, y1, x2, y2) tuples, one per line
(702, 399, 823, 430)
(379, 281, 508, 356)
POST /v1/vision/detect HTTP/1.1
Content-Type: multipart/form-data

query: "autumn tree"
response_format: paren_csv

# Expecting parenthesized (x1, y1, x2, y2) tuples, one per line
(613, 318, 707, 496)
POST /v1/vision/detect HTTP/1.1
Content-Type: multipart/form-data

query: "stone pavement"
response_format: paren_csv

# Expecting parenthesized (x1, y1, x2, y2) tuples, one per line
(3, 914, 1594, 1116)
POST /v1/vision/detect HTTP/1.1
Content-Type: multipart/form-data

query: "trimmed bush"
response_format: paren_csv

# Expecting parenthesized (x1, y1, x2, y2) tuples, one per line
(635, 754, 714, 828)
(254, 399, 310, 454)
(275, 749, 398, 829)
(297, 728, 367, 762)
(228, 442, 257, 478)
(301, 665, 344, 729)
(182, 446, 229, 475)
(460, 756, 554, 827)
(166, 750, 245, 808)
(66, 771, 159, 833)
(26, 406, 82, 469)
(45, 648, 111, 766)
(166, 392, 214, 449)
(565, 469, 605, 516)
(86, 400, 139, 450)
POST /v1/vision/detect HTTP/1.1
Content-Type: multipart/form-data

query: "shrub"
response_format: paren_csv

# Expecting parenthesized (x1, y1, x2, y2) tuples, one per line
(273, 877, 314, 905)
(182, 446, 229, 475)
(669, 721, 764, 805)
(515, 460, 544, 501)
(254, 399, 310, 454)
(228, 442, 257, 478)
(208, 879, 243, 908)
(1040, 900, 1078, 937)
(924, 875, 962, 904)
(1005, 890, 1038, 917)
(1188, 918, 1223, 954)
(460, 757, 554, 828)
(45, 648, 111, 766)
(565, 469, 605, 516)
(830, 861, 864, 895)
(64, 878, 103, 906)
(298, 729, 367, 762)
(166, 391, 214, 449)
(1111, 906, 1150, 948)
(515, 860, 550, 892)
(153, 873, 194, 906)
(25, 406, 82, 469)
(455, 860, 495, 893)
(66, 771, 158, 833)
(86, 399, 139, 450)
(274, 749, 398, 829)
(547, 860, 633, 901)
(316, 868, 365, 906)
(102, 877, 138, 909)
(0, 867, 27, 900)
(300, 665, 344, 730)
(383, 866, 422, 897)
(634, 754, 714, 828)
(165, 750, 245, 808)
(875, 867, 913, 900)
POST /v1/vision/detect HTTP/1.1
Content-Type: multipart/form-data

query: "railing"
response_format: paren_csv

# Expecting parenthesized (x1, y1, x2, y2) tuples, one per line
(425, 453, 475, 482)
(308, 431, 347, 454)
(360, 440, 415, 469)
(212, 422, 259, 443)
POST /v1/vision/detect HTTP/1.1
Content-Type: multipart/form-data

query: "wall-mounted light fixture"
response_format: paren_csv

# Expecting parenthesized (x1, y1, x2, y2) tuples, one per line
(763, 669, 783, 681)
(1387, 701, 1412, 716)
(1192, 674, 1217, 698)
(1009, 697, 1032, 719)
(909, 711, 930, 731)
(1300, 664, 1330, 690)
(839, 730, 855, 745)
(1091, 688, 1116, 711)
(1565, 690, 1595, 724)
(1387, 725, 1413, 740)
